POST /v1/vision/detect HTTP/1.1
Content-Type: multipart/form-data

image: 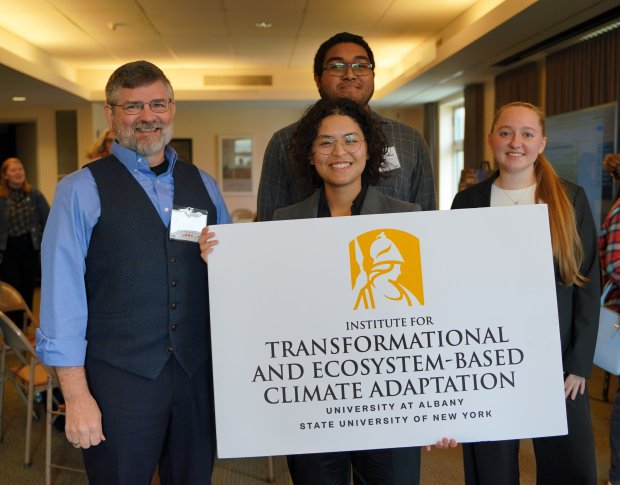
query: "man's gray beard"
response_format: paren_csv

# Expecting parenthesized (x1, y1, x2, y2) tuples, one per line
(114, 121, 174, 156)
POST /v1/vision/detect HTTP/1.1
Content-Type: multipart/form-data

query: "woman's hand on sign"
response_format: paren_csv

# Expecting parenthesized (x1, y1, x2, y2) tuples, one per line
(425, 437, 458, 451)
(564, 373, 586, 400)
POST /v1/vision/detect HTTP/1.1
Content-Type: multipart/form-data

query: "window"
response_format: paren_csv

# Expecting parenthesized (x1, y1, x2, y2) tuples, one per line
(438, 98, 465, 209)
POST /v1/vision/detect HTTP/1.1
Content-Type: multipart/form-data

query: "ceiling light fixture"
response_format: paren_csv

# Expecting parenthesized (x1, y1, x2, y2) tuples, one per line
(438, 71, 464, 84)
(11, 96, 26, 102)
(255, 21, 272, 29)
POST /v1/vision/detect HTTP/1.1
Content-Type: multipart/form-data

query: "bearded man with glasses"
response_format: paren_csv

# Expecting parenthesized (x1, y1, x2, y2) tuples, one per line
(257, 31, 436, 222)
(36, 60, 230, 485)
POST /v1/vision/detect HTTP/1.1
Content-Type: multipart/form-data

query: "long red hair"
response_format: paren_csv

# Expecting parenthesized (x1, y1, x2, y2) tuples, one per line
(492, 102, 586, 286)
(0, 158, 31, 198)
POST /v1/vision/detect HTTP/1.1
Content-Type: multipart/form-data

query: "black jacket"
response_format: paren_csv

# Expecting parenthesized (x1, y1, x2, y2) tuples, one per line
(451, 172, 600, 378)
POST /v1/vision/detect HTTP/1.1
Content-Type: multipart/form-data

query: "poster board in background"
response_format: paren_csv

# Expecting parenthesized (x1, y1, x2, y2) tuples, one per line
(545, 102, 618, 226)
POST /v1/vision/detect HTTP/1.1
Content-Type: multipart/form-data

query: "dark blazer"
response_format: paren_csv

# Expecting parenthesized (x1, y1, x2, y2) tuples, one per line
(0, 188, 49, 251)
(273, 185, 420, 220)
(451, 172, 600, 378)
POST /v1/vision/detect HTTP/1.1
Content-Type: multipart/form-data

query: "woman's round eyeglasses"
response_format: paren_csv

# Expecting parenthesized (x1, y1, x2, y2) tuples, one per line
(314, 135, 365, 155)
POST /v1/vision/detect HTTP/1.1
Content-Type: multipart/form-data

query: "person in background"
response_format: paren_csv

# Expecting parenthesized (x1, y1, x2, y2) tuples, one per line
(452, 102, 599, 485)
(84, 128, 116, 162)
(0, 157, 49, 323)
(36, 60, 230, 485)
(599, 152, 620, 485)
(257, 32, 436, 222)
(200, 97, 456, 485)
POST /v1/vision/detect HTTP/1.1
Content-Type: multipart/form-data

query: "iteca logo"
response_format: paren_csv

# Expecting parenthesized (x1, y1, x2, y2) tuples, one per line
(349, 229, 424, 310)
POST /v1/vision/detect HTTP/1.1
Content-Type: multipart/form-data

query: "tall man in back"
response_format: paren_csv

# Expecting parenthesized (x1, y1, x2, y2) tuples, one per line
(258, 32, 430, 485)
(257, 32, 436, 221)
(36, 60, 230, 485)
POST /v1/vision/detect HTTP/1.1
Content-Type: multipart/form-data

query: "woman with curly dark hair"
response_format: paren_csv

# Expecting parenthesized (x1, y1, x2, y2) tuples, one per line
(274, 97, 414, 221)
(278, 98, 456, 484)
(200, 97, 455, 485)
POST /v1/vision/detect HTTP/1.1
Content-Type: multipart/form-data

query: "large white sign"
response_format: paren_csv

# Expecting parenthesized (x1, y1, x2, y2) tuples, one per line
(208, 205, 566, 458)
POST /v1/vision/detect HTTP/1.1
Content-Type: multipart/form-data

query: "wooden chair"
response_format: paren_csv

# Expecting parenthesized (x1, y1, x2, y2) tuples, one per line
(0, 281, 39, 336)
(266, 455, 274, 482)
(231, 208, 255, 223)
(0, 311, 54, 467)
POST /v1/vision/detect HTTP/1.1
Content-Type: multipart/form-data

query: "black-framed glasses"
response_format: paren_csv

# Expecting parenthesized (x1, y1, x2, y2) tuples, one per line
(314, 135, 365, 155)
(110, 99, 173, 115)
(322, 62, 374, 77)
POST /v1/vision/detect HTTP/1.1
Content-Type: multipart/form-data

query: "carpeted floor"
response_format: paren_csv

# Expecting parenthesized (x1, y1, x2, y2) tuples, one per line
(0, 364, 615, 484)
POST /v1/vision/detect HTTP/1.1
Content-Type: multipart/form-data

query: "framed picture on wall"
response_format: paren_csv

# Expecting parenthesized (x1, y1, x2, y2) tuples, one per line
(218, 135, 253, 193)
(170, 138, 193, 163)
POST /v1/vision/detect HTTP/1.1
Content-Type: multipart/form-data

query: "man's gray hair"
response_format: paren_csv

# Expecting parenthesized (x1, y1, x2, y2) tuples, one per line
(105, 60, 174, 105)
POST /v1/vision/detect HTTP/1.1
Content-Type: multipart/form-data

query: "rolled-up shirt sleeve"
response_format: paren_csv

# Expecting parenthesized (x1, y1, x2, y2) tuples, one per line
(35, 169, 100, 366)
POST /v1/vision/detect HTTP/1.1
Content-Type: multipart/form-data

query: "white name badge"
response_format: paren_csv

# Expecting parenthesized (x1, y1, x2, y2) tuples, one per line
(169, 206, 208, 242)
(381, 146, 401, 172)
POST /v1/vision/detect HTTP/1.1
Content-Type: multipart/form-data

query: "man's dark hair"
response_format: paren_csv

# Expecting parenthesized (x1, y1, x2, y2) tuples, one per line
(313, 32, 375, 78)
(105, 60, 174, 105)
(291, 98, 387, 191)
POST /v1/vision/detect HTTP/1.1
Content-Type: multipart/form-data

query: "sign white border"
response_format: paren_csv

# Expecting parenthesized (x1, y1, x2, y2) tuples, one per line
(208, 206, 566, 458)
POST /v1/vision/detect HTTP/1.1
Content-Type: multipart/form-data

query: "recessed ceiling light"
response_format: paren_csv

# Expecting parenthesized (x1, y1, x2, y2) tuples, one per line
(11, 96, 26, 102)
(255, 21, 272, 29)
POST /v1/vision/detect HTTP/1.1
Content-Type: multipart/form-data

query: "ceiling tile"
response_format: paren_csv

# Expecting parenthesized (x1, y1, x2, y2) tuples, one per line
(232, 53, 295, 68)
(232, 36, 297, 55)
(147, 8, 229, 35)
(0, 5, 86, 44)
(224, 0, 307, 12)
(226, 11, 304, 36)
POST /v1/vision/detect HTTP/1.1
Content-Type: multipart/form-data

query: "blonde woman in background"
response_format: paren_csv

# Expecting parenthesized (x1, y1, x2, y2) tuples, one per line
(85, 128, 116, 162)
(599, 152, 620, 485)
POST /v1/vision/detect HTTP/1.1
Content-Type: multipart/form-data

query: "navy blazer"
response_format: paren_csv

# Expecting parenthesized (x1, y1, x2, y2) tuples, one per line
(0, 188, 49, 252)
(273, 185, 420, 220)
(451, 172, 600, 378)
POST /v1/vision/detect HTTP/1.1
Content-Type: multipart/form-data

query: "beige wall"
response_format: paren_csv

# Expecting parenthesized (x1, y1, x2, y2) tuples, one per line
(374, 106, 424, 133)
(0, 103, 93, 203)
(173, 101, 308, 213)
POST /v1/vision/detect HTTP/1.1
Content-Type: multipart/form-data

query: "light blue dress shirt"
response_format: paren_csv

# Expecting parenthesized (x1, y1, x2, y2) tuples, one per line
(35, 142, 231, 366)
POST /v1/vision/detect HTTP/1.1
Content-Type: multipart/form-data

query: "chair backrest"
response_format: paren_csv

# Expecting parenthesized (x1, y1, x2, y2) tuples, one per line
(0, 282, 38, 327)
(231, 208, 255, 222)
(0, 312, 37, 358)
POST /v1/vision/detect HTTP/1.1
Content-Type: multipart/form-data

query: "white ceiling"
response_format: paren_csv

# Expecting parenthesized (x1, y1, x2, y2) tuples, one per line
(0, 0, 618, 107)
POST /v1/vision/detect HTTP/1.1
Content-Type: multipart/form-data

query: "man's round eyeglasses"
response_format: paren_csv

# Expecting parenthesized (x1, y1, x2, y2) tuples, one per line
(314, 135, 365, 155)
(322, 63, 374, 77)
(110, 99, 173, 115)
